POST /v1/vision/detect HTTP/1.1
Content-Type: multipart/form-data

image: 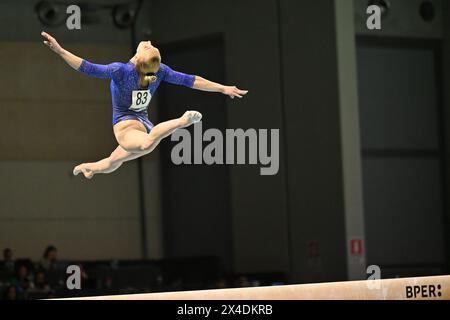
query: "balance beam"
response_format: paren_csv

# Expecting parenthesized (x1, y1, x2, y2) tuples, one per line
(61, 275, 449, 300)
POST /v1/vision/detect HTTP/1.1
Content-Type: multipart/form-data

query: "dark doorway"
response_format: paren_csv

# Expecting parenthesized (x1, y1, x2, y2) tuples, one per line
(356, 38, 446, 277)
(157, 35, 232, 272)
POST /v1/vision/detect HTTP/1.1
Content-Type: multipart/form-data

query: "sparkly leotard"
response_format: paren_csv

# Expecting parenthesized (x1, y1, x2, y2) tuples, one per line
(78, 60, 195, 132)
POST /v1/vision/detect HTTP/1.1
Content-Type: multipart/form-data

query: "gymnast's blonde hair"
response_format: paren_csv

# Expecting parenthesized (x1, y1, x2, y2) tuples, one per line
(136, 51, 161, 89)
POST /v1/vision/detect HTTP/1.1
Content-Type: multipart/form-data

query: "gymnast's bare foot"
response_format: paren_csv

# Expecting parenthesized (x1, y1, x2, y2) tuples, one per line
(180, 110, 202, 128)
(73, 164, 94, 179)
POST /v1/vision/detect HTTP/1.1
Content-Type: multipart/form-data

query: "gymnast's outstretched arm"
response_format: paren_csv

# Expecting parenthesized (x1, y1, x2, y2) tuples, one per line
(192, 76, 249, 99)
(41, 31, 122, 80)
(41, 31, 82, 70)
(162, 64, 249, 100)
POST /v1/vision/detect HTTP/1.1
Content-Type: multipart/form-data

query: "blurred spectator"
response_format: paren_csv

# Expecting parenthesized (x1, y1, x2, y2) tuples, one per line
(237, 275, 251, 288)
(78, 264, 89, 286)
(3, 285, 18, 301)
(2, 248, 15, 272)
(39, 245, 58, 271)
(11, 264, 34, 296)
(33, 270, 51, 292)
(214, 277, 227, 289)
(46, 290, 56, 299)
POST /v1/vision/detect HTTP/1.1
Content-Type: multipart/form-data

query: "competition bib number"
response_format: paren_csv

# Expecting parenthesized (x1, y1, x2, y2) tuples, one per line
(129, 90, 151, 112)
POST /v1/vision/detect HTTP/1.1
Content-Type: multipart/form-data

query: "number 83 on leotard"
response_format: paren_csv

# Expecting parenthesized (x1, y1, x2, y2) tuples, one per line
(129, 90, 151, 112)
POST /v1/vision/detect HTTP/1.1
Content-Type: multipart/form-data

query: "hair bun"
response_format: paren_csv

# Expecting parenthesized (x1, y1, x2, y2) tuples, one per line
(145, 75, 157, 83)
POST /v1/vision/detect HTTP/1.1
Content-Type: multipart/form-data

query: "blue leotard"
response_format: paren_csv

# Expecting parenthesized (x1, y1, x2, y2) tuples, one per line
(78, 60, 195, 133)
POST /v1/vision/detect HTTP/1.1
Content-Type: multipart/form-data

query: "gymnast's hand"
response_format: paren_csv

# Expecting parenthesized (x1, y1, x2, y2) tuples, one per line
(222, 85, 248, 99)
(41, 31, 64, 55)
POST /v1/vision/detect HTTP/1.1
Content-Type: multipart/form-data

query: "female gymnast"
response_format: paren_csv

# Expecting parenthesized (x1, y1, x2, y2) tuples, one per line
(41, 31, 248, 179)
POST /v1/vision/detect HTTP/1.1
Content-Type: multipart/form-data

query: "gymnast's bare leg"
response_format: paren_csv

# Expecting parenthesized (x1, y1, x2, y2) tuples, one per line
(73, 110, 202, 179)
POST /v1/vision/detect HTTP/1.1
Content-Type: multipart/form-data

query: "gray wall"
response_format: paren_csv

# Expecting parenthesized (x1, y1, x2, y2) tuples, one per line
(280, 0, 361, 283)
